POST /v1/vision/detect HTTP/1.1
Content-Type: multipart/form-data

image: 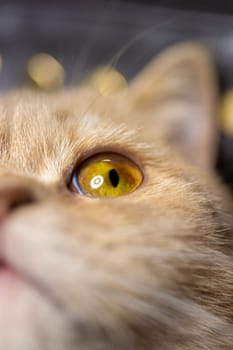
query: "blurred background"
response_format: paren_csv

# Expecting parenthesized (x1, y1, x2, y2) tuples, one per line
(1, 0, 233, 183)
(0, 0, 233, 90)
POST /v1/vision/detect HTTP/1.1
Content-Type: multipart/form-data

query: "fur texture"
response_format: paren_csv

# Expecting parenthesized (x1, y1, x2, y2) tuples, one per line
(0, 43, 232, 349)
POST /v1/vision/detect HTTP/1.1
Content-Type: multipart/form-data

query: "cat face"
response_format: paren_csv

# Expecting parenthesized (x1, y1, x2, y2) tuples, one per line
(0, 43, 233, 350)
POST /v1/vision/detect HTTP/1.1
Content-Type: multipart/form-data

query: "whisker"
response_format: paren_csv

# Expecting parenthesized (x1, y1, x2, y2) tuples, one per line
(106, 12, 187, 71)
(69, 1, 119, 85)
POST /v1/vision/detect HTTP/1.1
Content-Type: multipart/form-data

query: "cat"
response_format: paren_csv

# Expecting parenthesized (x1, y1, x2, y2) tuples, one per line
(0, 42, 232, 350)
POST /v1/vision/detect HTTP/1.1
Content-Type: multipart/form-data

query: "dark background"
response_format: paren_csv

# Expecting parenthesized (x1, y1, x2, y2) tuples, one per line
(1, 0, 233, 90)
(127, 0, 233, 15)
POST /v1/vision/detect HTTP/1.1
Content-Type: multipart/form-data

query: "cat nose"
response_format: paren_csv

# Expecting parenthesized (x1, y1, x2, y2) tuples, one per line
(0, 176, 47, 220)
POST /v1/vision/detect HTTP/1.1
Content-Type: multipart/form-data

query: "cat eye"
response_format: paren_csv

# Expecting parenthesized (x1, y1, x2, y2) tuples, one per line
(71, 153, 143, 197)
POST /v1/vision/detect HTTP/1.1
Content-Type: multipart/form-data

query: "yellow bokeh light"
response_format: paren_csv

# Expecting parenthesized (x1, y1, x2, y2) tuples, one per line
(220, 90, 233, 135)
(85, 65, 128, 96)
(27, 53, 64, 90)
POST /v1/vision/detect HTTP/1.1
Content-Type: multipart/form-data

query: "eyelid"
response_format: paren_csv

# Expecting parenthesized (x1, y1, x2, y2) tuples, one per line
(65, 145, 145, 188)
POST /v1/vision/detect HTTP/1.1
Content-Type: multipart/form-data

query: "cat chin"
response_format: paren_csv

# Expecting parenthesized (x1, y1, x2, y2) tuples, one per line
(0, 279, 73, 350)
(0, 279, 147, 350)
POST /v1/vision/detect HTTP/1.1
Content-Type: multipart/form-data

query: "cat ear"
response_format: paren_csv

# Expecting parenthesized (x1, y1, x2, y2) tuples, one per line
(129, 43, 218, 169)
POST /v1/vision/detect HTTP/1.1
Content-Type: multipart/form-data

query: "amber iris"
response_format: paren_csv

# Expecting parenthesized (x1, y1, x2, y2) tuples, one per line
(72, 153, 143, 197)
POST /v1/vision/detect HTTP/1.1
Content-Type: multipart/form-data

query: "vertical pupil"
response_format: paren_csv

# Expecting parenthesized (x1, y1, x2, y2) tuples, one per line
(109, 169, 119, 187)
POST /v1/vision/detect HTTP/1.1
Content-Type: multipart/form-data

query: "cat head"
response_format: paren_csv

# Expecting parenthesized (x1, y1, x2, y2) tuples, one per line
(0, 43, 232, 350)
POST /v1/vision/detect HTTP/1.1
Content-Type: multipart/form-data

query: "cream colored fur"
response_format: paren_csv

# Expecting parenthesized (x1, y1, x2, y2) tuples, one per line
(0, 43, 232, 349)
